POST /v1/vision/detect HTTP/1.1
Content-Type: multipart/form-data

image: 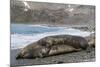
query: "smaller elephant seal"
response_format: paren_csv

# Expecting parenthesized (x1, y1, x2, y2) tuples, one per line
(85, 33, 95, 47)
(16, 35, 89, 59)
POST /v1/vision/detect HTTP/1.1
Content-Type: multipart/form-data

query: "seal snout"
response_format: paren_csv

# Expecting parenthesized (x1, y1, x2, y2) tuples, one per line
(16, 52, 24, 59)
(16, 53, 22, 59)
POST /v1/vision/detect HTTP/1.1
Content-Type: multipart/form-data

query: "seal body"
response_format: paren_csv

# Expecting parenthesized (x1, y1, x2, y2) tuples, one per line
(38, 35, 88, 49)
(16, 35, 89, 59)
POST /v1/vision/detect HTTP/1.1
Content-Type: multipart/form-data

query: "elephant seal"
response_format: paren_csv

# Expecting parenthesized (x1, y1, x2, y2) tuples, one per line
(85, 33, 95, 47)
(16, 35, 89, 59)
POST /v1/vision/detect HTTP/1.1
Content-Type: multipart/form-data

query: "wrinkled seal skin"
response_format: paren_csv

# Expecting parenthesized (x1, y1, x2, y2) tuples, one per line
(16, 35, 89, 59)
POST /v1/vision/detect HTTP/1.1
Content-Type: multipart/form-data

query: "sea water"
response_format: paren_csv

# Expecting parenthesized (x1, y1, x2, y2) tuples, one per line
(11, 24, 92, 49)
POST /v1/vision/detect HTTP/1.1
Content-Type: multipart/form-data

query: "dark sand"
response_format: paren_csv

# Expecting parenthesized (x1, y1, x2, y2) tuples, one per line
(10, 47, 95, 66)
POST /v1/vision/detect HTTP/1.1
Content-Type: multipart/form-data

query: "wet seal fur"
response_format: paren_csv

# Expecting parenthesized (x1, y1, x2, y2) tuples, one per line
(16, 35, 89, 59)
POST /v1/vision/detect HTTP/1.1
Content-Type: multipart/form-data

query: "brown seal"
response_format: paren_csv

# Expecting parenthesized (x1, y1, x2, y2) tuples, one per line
(16, 35, 89, 59)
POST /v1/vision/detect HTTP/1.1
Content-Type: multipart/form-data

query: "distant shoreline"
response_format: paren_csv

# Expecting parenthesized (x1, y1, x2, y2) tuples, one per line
(11, 22, 95, 32)
(11, 22, 91, 28)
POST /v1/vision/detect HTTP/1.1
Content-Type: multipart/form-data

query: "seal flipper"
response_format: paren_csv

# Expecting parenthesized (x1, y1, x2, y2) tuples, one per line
(48, 45, 81, 56)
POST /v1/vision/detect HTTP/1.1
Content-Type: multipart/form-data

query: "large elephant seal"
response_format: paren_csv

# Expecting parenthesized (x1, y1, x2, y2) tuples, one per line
(16, 35, 89, 59)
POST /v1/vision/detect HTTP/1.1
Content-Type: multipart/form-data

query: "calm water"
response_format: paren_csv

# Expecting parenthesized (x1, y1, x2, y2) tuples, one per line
(11, 24, 92, 49)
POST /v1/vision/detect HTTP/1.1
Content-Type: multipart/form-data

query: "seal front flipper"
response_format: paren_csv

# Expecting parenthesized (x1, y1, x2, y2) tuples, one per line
(48, 45, 82, 56)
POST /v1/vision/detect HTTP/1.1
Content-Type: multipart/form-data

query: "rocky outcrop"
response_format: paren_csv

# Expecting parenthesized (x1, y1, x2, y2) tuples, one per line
(11, 0, 95, 26)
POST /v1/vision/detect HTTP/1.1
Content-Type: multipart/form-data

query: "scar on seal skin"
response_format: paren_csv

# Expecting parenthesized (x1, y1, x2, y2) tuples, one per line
(16, 35, 89, 59)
